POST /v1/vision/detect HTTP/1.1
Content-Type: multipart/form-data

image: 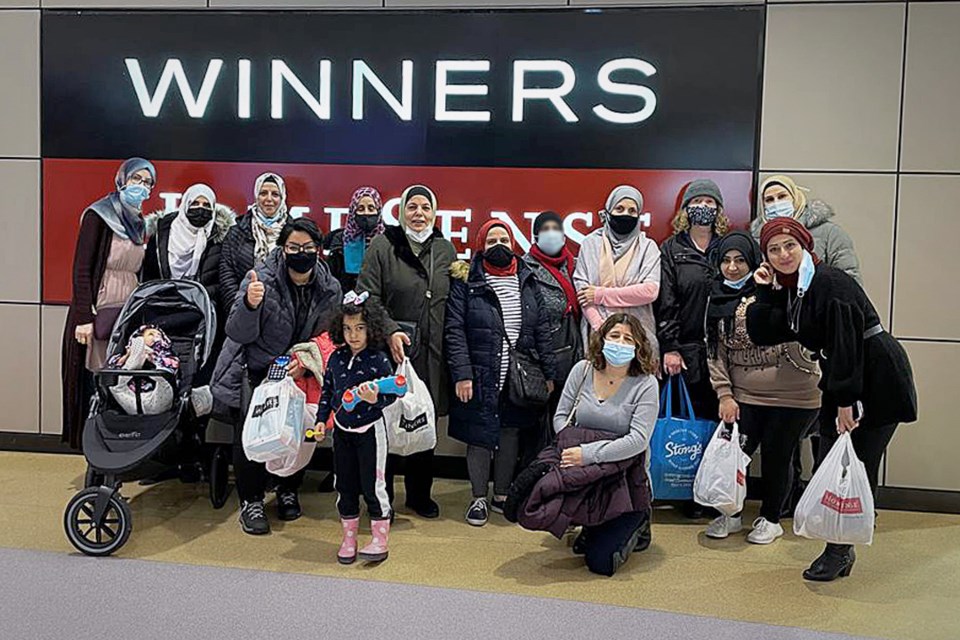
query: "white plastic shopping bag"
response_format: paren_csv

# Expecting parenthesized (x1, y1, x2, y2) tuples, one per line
(266, 403, 318, 477)
(382, 358, 437, 456)
(242, 377, 307, 463)
(693, 422, 750, 516)
(793, 433, 875, 545)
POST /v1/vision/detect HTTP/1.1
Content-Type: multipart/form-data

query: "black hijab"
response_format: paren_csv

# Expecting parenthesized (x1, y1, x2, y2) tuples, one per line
(706, 231, 762, 356)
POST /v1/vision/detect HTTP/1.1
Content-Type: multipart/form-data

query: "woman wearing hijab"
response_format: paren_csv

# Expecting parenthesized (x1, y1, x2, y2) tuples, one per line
(655, 179, 729, 418)
(445, 220, 558, 526)
(747, 218, 917, 581)
(61, 157, 157, 449)
(357, 184, 457, 519)
(705, 231, 821, 545)
(573, 186, 661, 354)
(219, 172, 290, 304)
(325, 186, 385, 293)
(751, 175, 862, 284)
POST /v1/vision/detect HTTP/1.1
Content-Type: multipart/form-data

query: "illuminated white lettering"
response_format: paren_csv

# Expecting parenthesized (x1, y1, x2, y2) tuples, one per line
(159, 192, 182, 212)
(324, 206, 350, 230)
(592, 58, 657, 124)
(490, 212, 532, 253)
(435, 61, 491, 123)
(512, 60, 578, 123)
(125, 58, 223, 118)
(271, 59, 332, 120)
(436, 208, 472, 259)
(289, 206, 310, 219)
(352, 60, 413, 121)
(238, 59, 251, 119)
(563, 211, 593, 245)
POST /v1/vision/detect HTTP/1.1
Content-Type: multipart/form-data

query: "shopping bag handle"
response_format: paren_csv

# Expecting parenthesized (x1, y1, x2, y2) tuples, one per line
(658, 375, 697, 420)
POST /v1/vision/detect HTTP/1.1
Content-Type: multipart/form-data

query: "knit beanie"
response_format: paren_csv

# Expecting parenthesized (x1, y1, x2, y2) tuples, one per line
(681, 179, 724, 209)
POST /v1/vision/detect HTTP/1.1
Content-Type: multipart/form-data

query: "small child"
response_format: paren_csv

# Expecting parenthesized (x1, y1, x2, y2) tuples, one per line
(315, 291, 400, 564)
(106, 324, 180, 415)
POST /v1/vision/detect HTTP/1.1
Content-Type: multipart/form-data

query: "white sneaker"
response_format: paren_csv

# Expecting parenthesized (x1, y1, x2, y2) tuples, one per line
(705, 515, 743, 539)
(747, 517, 784, 545)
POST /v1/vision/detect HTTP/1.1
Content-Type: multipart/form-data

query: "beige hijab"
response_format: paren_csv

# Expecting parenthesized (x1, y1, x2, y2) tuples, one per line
(757, 175, 809, 224)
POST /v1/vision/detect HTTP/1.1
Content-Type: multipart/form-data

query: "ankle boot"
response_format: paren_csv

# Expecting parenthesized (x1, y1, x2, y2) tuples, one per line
(358, 518, 391, 563)
(338, 518, 360, 565)
(803, 543, 856, 582)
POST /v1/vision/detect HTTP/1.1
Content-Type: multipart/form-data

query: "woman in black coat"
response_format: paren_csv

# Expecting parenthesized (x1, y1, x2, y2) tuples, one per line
(325, 186, 385, 293)
(142, 183, 236, 386)
(747, 218, 917, 583)
(444, 220, 558, 527)
(211, 218, 342, 536)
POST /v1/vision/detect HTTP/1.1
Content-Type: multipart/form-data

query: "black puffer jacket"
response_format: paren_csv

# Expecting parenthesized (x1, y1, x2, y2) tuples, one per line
(654, 232, 720, 385)
(218, 212, 259, 311)
(143, 205, 237, 315)
(211, 249, 342, 409)
(444, 257, 557, 450)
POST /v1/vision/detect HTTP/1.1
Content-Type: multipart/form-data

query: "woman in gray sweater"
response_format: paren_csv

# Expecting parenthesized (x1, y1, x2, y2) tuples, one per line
(552, 312, 660, 573)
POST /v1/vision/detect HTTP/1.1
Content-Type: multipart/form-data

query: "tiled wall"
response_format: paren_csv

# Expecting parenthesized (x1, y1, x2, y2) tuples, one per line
(2, 1, 958, 493)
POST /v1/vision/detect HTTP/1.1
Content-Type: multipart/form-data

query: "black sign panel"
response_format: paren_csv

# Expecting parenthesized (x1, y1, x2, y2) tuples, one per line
(41, 8, 763, 170)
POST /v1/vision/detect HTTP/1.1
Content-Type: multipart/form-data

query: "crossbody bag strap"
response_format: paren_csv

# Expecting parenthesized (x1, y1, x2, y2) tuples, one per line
(560, 363, 591, 431)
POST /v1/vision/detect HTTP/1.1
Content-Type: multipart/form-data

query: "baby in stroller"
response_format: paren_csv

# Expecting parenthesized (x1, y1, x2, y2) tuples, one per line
(107, 324, 180, 416)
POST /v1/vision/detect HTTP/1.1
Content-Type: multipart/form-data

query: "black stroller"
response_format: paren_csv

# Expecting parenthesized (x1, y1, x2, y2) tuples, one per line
(63, 280, 231, 556)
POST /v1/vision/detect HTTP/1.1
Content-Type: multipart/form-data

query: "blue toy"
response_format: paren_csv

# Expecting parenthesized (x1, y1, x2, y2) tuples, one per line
(342, 375, 408, 412)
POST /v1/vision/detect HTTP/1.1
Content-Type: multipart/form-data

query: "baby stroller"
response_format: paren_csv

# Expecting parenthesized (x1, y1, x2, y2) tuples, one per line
(63, 280, 229, 556)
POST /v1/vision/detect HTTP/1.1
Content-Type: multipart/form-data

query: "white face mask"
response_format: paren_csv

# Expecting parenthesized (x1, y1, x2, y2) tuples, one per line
(764, 200, 795, 219)
(405, 226, 434, 243)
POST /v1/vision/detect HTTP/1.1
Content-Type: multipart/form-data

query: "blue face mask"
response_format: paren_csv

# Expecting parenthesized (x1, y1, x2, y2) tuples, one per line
(797, 250, 816, 296)
(256, 210, 284, 227)
(120, 184, 150, 208)
(723, 272, 753, 290)
(602, 340, 635, 367)
(764, 201, 795, 219)
(536, 230, 566, 256)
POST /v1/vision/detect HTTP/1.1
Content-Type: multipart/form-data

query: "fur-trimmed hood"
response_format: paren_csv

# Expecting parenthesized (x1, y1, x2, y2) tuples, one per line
(145, 203, 237, 244)
(751, 198, 835, 236)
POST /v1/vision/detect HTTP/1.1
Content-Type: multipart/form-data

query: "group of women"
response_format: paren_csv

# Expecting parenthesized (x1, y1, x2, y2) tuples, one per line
(61, 158, 917, 580)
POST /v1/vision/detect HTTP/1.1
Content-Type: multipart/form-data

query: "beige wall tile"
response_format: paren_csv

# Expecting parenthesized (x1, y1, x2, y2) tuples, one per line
(42, 0, 205, 6)
(435, 417, 467, 457)
(0, 2, 39, 7)
(900, 2, 960, 172)
(386, 0, 561, 6)
(885, 341, 958, 491)
(571, 0, 757, 5)
(211, 0, 379, 6)
(0, 304, 39, 433)
(760, 172, 895, 325)
(894, 175, 960, 340)
(0, 160, 40, 303)
(760, 4, 905, 172)
(0, 11, 38, 157)
(40, 305, 67, 436)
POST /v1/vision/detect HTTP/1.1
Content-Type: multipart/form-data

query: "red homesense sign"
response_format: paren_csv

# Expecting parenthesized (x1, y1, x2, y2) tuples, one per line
(820, 491, 864, 515)
(42, 159, 753, 304)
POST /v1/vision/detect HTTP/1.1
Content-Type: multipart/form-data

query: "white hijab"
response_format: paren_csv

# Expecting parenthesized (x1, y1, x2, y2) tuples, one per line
(251, 172, 289, 263)
(169, 183, 216, 280)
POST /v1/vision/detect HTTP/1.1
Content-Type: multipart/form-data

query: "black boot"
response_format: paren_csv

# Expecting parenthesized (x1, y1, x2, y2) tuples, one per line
(803, 544, 856, 582)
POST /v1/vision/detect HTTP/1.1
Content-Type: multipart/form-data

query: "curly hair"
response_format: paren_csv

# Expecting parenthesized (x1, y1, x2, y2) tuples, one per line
(586, 313, 658, 377)
(671, 208, 731, 236)
(327, 298, 390, 351)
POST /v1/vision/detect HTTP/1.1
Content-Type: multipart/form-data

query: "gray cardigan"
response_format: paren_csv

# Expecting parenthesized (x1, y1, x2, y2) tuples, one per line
(553, 360, 659, 465)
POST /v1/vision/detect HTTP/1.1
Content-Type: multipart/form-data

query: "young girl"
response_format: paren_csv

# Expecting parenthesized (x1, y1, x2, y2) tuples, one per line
(106, 324, 180, 415)
(315, 291, 400, 564)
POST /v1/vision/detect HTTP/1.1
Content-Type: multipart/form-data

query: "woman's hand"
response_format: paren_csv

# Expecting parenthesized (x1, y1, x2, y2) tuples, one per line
(560, 447, 583, 468)
(663, 351, 685, 377)
(357, 381, 379, 405)
(456, 380, 474, 403)
(286, 356, 306, 380)
(577, 286, 598, 307)
(547, 380, 555, 395)
(75, 323, 94, 346)
(754, 262, 775, 286)
(719, 396, 740, 424)
(389, 331, 411, 364)
(246, 270, 265, 308)
(836, 406, 860, 433)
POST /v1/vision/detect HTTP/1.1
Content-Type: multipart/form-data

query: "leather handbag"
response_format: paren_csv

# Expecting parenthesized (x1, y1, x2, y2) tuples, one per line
(506, 346, 550, 408)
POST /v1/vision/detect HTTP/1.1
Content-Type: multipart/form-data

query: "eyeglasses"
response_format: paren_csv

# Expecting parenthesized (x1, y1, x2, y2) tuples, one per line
(284, 243, 318, 255)
(128, 175, 155, 188)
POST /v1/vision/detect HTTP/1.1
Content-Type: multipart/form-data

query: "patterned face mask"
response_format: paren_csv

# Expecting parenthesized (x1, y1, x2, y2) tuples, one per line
(686, 204, 718, 227)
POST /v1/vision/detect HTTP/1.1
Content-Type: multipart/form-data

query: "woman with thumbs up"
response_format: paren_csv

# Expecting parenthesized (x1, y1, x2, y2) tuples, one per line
(212, 218, 342, 535)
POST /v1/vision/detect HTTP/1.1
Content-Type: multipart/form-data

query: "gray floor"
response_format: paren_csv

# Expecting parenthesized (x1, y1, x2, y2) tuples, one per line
(0, 547, 878, 640)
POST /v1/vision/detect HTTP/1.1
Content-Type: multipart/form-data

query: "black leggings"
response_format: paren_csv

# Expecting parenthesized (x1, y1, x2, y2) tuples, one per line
(385, 448, 435, 509)
(738, 404, 820, 523)
(817, 404, 898, 497)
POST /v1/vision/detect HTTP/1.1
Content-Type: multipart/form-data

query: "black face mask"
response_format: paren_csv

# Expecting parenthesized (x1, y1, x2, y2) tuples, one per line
(484, 244, 515, 268)
(286, 251, 317, 275)
(608, 214, 639, 236)
(355, 215, 380, 234)
(185, 206, 213, 228)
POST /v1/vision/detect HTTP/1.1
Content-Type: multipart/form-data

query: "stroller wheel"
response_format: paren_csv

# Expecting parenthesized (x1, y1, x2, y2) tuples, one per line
(209, 445, 232, 510)
(63, 487, 132, 557)
(84, 465, 104, 489)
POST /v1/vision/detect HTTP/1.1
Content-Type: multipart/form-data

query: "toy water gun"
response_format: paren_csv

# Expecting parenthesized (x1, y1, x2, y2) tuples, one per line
(342, 375, 408, 412)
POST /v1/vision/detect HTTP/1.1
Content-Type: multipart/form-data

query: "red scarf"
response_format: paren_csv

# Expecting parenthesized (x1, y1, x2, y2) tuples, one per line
(528, 244, 580, 319)
(477, 220, 519, 277)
